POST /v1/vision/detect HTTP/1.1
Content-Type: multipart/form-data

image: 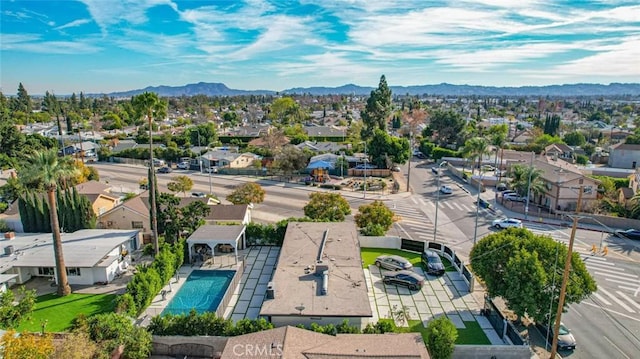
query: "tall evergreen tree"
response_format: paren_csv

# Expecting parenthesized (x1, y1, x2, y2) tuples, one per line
(34, 194, 46, 233)
(13, 83, 32, 113)
(18, 195, 31, 232)
(360, 75, 392, 141)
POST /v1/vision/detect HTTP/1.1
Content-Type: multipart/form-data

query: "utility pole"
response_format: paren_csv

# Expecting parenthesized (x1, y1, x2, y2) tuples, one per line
(407, 132, 412, 192)
(549, 184, 584, 359)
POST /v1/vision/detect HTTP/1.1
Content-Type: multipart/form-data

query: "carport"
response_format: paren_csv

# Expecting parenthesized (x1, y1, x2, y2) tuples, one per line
(186, 225, 246, 265)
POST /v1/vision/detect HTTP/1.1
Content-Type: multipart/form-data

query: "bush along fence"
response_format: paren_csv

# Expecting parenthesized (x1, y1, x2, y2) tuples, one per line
(115, 240, 185, 317)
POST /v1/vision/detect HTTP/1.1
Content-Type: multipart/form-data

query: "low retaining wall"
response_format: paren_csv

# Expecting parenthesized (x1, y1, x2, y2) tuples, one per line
(453, 345, 532, 359)
(216, 259, 245, 318)
(152, 335, 228, 358)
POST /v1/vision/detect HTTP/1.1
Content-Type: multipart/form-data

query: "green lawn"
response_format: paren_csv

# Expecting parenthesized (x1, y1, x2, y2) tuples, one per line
(360, 247, 455, 271)
(378, 319, 490, 345)
(16, 293, 116, 332)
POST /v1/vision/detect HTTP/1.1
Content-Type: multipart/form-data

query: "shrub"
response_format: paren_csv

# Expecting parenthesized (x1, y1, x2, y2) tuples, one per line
(425, 316, 458, 359)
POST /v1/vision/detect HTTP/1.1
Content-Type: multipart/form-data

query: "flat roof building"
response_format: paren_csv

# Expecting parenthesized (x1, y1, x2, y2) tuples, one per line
(260, 222, 372, 328)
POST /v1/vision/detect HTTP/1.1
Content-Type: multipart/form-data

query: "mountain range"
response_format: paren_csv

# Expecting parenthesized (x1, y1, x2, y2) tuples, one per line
(106, 82, 640, 98)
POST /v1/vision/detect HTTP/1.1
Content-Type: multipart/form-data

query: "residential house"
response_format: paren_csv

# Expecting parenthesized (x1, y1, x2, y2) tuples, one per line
(531, 156, 600, 212)
(198, 149, 261, 170)
(220, 326, 429, 358)
(303, 125, 347, 141)
(260, 222, 373, 328)
(97, 195, 150, 242)
(75, 180, 120, 216)
(60, 141, 101, 159)
(608, 143, 640, 169)
(295, 140, 347, 154)
(618, 168, 640, 208)
(544, 143, 575, 163)
(0, 229, 140, 286)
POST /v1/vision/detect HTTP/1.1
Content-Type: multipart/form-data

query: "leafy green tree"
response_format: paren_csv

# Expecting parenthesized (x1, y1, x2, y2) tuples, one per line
(82, 313, 152, 359)
(226, 183, 266, 205)
(425, 316, 458, 359)
(132, 92, 167, 256)
(630, 192, 640, 219)
(360, 75, 392, 140)
(101, 112, 124, 130)
(19, 150, 79, 296)
(269, 97, 297, 124)
(303, 192, 351, 221)
(354, 200, 395, 236)
(368, 129, 410, 167)
(470, 229, 596, 324)
(428, 110, 465, 147)
(273, 145, 308, 175)
(167, 175, 193, 197)
(563, 131, 586, 146)
(0, 286, 36, 329)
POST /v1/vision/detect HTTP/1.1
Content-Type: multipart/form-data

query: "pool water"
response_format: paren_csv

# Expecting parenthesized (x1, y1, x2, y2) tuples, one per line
(162, 270, 236, 315)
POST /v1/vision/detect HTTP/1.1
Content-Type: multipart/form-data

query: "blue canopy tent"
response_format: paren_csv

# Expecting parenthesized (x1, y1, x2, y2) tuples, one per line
(307, 160, 335, 169)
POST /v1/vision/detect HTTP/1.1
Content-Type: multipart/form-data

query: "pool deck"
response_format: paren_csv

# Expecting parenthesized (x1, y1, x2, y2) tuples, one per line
(137, 246, 280, 326)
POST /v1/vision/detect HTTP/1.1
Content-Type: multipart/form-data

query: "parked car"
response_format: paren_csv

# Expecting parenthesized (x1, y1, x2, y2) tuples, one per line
(191, 192, 206, 198)
(439, 185, 453, 194)
(431, 166, 440, 175)
(382, 270, 425, 291)
(391, 166, 401, 172)
(375, 255, 413, 271)
(177, 161, 190, 170)
(421, 250, 445, 276)
(537, 322, 576, 351)
(492, 218, 523, 229)
(355, 163, 376, 170)
(501, 190, 517, 197)
(496, 183, 508, 191)
(205, 167, 218, 173)
(481, 164, 496, 172)
(504, 193, 526, 202)
(614, 228, 640, 240)
(157, 166, 172, 173)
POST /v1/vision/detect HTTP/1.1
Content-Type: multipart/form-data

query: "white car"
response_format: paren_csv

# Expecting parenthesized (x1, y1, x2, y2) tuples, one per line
(492, 218, 523, 229)
(439, 185, 453, 194)
(177, 161, 190, 170)
(504, 193, 527, 202)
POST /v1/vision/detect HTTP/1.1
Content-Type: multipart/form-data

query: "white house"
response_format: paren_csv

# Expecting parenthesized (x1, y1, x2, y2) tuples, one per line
(0, 229, 140, 287)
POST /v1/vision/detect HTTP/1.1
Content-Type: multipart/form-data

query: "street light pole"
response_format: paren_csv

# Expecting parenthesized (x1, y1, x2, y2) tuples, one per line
(208, 168, 213, 194)
(432, 161, 448, 242)
(473, 172, 485, 245)
(407, 132, 412, 192)
(549, 185, 584, 359)
(363, 142, 367, 199)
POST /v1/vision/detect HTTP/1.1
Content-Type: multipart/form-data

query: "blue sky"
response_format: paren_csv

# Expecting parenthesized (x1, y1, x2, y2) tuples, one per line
(1, 0, 639, 95)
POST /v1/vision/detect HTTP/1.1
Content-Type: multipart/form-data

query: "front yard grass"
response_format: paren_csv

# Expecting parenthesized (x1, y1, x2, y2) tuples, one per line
(378, 318, 490, 345)
(361, 247, 455, 271)
(16, 293, 116, 332)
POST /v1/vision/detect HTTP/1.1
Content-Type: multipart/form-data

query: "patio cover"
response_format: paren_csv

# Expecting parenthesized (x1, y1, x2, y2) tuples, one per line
(186, 225, 246, 264)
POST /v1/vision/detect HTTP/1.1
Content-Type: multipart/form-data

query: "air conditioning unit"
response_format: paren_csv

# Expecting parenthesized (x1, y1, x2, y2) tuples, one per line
(266, 282, 275, 299)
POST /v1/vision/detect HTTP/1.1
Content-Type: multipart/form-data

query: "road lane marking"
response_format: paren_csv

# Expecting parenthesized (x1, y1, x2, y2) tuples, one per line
(599, 287, 635, 313)
(603, 335, 631, 359)
(616, 291, 640, 310)
(593, 293, 612, 306)
(582, 301, 640, 322)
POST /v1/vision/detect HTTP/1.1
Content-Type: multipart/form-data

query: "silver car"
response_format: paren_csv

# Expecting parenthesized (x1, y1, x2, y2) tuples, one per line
(375, 255, 413, 271)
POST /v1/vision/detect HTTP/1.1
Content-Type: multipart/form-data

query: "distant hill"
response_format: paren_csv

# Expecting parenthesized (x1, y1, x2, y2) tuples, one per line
(106, 82, 640, 97)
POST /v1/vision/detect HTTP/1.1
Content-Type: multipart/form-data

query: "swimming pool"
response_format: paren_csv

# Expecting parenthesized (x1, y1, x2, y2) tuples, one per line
(162, 270, 236, 316)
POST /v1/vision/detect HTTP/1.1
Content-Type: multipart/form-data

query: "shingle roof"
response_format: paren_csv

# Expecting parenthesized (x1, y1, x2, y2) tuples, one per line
(220, 326, 429, 358)
(75, 180, 112, 195)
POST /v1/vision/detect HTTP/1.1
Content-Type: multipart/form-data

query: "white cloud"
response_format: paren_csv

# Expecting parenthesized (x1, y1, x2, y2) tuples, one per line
(54, 18, 92, 31)
(79, 0, 178, 33)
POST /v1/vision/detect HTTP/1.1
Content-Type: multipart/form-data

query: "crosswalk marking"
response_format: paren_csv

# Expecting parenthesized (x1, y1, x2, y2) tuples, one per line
(593, 267, 637, 278)
(452, 202, 463, 211)
(599, 287, 635, 313)
(606, 277, 640, 287)
(593, 293, 612, 306)
(616, 291, 640, 310)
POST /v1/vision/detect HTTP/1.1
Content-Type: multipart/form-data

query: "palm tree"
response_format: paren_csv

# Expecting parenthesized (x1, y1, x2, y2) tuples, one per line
(488, 124, 508, 169)
(132, 92, 167, 256)
(464, 137, 490, 175)
(630, 192, 640, 219)
(19, 150, 79, 296)
(509, 164, 546, 199)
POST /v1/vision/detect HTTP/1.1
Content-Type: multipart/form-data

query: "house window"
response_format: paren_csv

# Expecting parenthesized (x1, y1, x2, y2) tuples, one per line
(38, 267, 55, 276)
(132, 221, 143, 229)
(583, 186, 593, 194)
(66, 267, 81, 276)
